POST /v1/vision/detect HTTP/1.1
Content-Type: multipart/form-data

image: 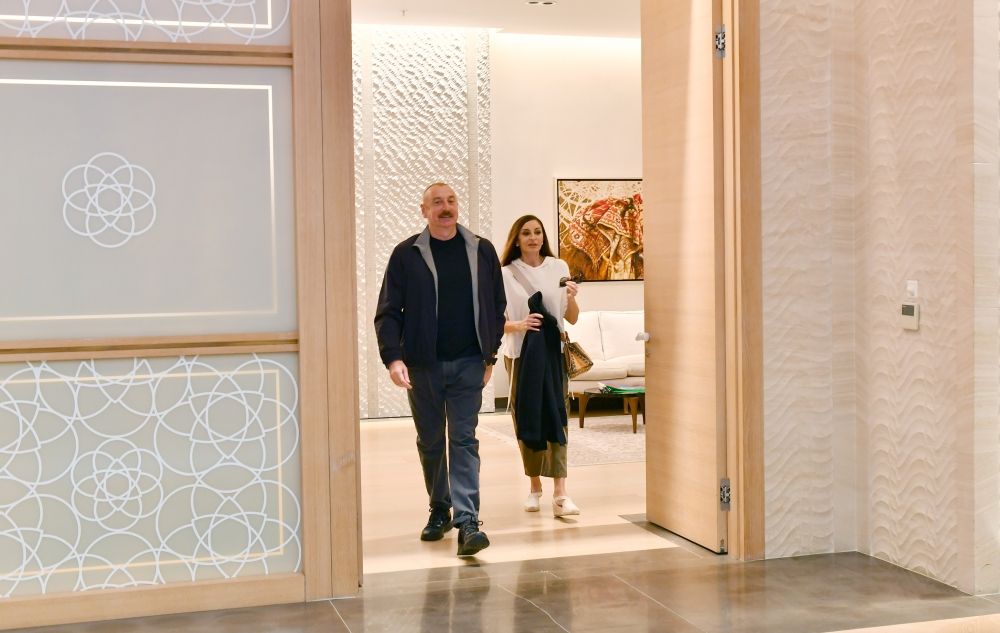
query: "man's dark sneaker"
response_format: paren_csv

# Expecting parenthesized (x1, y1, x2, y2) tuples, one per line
(456, 520, 490, 556)
(420, 508, 452, 542)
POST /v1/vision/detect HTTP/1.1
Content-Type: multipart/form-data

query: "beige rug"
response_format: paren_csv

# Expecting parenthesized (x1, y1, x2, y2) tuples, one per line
(478, 413, 646, 467)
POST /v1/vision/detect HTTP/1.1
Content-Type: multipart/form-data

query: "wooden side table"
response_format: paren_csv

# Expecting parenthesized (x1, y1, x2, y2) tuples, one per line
(576, 387, 646, 433)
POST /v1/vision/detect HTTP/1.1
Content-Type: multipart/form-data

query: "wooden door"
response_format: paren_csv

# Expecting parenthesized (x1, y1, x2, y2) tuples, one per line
(641, 0, 729, 553)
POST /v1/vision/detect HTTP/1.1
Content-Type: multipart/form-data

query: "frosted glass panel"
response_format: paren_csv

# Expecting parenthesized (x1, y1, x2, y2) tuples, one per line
(0, 61, 296, 339)
(0, 353, 301, 598)
(0, 0, 290, 44)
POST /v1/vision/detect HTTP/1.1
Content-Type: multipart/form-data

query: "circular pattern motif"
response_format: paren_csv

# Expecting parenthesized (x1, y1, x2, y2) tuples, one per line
(0, 356, 300, 597)
(71, 440, 164, 532)
(62, 153, 157, 249)
(0, 1, 289, 43)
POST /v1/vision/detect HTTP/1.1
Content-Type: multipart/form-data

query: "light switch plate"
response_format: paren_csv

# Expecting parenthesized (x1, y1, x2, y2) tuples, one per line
(906, 280, 919, 299)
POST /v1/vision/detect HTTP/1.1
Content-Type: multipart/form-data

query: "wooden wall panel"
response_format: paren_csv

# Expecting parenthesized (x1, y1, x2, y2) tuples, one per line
(735, 0, 765, 561)
(320, 0, 363, 597)
(2, 575, 304, 631)
(292, 0, 335, 600)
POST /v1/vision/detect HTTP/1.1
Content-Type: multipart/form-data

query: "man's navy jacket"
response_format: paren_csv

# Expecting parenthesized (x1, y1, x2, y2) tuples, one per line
(374, 225, 507, 368)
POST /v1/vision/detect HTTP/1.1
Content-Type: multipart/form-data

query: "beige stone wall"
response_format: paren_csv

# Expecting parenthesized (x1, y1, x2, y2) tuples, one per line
(761, 0, 845, 558)
(761, 0, 1000, 593)
(853, 0, 970, 589)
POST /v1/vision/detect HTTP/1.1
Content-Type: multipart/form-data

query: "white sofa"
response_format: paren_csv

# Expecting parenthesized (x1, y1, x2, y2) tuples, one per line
(563, 310, 645, 394)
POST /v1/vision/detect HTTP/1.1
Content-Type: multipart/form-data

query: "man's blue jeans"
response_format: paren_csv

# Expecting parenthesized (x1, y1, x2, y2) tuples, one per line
(407, 356, 484, 527)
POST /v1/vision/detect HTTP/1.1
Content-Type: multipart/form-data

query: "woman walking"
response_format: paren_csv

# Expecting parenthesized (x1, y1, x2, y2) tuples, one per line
(500, 214, 581, 517)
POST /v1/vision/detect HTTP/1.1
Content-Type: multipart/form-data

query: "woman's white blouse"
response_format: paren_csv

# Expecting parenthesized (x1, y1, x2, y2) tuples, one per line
(501, 257, 570, 359)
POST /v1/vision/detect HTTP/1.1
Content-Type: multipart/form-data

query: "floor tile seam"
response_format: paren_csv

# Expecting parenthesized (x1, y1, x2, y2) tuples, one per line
(611, 572, 708, 632)
(359, 568, 601, 594)
(326, 599, 355, 633)
(964, 596, 1000, 611)
(497, 584, 572, 633)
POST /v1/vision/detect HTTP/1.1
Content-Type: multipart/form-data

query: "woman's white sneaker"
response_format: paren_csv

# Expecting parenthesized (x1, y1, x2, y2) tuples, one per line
(553, 495, 580, 517)
(523, 491, 542, 512)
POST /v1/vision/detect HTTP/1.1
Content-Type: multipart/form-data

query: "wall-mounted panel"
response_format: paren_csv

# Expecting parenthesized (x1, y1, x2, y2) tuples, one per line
(0, 352, 301, 599)
(0, 61, 296, 340)
(353, 27, 492, 419)
(0, 0, 290, 44)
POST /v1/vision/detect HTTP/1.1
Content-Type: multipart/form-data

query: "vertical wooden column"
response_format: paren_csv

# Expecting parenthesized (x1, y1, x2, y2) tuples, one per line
(319, 0, 363, 597)
(292, 0, 335, 600)
(294, 0, 362, 598)
(734, 0, 764, 561)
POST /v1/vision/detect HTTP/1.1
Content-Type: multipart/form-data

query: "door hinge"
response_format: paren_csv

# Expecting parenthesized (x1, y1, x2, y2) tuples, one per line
(714, 24, 727, 59)
(720, 478, 731, 511)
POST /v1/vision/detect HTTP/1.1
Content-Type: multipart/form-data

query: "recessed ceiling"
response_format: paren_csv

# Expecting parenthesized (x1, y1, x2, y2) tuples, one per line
(351, 0, 640, 38)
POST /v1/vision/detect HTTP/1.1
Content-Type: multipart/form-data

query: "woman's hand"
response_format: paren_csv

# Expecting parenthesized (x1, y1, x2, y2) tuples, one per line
(565, 280, 580, 298)
(521, 313, 543, 332)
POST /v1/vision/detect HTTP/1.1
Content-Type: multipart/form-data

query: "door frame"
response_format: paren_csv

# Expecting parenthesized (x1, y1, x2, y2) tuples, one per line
(340, 0, 763, 570)
(724, 0, 764, 561)
(337, 0, 763, 575)
(325, 0, 763, 576)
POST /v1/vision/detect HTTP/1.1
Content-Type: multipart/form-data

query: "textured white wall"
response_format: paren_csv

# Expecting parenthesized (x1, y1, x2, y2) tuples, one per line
(353, 27, 493, 419)
(854, 0, 968, 588)
(972, 0, 1000, 595)
(760, 0, 856, 558)
(490, 33, 644, 396)
(761, 0, 1000, 594)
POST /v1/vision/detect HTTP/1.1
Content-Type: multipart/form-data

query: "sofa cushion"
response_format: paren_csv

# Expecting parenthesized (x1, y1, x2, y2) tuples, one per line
(565, 311, 604, 361)
(619, 353, 645, 377)
(599, 311, 645, 360)
(573, 360, 627, 381)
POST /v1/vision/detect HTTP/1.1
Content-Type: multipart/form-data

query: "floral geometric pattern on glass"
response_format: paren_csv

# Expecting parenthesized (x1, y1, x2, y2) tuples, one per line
(0, 354, 300, 598)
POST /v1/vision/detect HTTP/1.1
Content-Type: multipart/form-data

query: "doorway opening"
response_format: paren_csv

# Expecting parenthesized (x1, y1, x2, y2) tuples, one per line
(345, 0, 762, 584)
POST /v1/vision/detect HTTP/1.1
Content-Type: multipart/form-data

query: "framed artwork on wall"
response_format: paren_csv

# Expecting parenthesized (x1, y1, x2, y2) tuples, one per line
(556, 178, 643, 282)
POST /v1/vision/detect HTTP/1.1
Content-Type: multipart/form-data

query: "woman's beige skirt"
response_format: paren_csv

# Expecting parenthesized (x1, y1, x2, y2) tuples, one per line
(504, 356, 568, 479)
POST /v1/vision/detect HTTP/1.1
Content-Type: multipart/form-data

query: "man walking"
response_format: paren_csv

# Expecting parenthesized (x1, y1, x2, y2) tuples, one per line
(374, 182, 506, 557)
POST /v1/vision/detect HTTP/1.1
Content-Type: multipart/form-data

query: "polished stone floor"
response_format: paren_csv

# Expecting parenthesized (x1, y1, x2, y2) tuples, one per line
(15, 414, 1000, 632)
(361, 414, 666, 575)
(15, 543, 1000, 633)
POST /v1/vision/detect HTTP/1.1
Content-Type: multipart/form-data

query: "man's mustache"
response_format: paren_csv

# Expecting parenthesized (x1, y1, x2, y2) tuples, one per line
(439, 212, 454, 217)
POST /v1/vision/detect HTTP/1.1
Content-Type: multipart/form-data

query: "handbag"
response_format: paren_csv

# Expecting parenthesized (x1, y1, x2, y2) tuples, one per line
(508, 264, 594, 378)
(561, 332, 594, 379)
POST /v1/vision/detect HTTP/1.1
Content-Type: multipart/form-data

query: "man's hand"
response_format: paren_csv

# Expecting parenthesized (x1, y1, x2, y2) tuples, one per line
(388, 360, 412, 389)
(483, 364, 493, 387)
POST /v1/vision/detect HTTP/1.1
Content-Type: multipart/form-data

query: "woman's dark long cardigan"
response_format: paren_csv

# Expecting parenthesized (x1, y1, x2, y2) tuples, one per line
(514, 291, 568, 451)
